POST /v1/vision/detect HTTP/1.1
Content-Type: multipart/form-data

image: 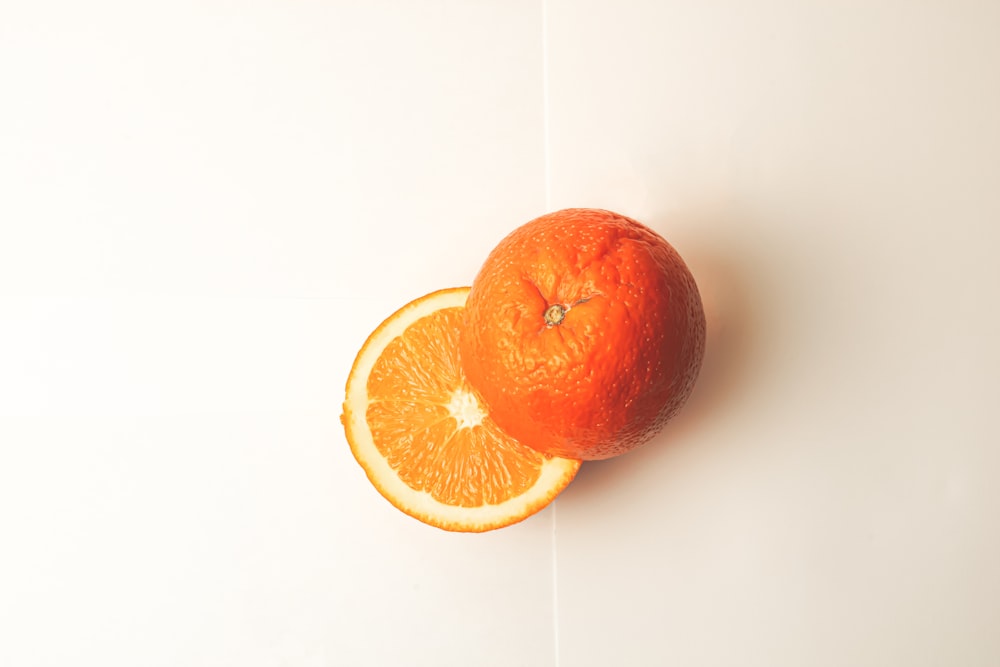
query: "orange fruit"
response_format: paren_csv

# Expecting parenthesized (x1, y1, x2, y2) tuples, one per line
(459, 209, 706, 461)
(341, 287, 581, 532)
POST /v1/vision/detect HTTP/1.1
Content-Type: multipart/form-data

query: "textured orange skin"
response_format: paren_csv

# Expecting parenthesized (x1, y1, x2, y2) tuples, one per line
(459, 209, 706, 461)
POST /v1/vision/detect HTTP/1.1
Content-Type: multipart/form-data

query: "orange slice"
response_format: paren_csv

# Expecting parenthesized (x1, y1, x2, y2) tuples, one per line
(341, 287, 581, 532)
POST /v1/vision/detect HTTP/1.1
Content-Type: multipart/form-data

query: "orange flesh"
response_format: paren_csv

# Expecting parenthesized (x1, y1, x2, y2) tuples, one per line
(366, 307, 547, 507)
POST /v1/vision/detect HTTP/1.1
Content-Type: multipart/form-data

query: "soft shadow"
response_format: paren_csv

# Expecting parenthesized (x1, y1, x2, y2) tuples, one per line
(560, 211, 767, 501)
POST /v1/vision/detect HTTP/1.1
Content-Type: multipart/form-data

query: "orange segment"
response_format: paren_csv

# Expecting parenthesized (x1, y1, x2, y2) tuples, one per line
(342, 287, 580, 532)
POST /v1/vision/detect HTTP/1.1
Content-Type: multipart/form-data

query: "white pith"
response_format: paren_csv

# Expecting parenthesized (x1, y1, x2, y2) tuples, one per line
(343, 287, 579, 532)
(446, 388, 484, 429)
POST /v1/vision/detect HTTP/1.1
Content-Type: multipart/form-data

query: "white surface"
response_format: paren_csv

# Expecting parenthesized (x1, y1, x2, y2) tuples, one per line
(0, 2, 554, 666)
(548, 1, 1000, 665)
(1, 1, 998, 666)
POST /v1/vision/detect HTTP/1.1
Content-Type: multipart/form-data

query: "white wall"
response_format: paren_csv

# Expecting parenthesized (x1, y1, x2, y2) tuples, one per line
(547, 2, 1000, 665)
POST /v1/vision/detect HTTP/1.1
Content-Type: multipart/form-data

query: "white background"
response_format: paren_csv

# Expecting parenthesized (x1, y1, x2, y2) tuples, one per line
(1, 1, 998, 665)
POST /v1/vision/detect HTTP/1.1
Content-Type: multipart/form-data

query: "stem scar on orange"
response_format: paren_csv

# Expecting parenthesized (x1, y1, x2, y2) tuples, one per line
(458, 209, 707, 461)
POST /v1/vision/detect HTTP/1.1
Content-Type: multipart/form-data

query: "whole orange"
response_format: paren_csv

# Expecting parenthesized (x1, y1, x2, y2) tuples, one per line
(459, 208, 706, 461)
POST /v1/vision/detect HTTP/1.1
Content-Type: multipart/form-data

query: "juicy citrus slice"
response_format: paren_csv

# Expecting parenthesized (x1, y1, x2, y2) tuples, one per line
(341, 287, 581, 532)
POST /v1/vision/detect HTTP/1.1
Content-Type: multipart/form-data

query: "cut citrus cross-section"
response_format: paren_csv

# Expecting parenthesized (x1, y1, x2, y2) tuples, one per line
(341, 287, 581, 532)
